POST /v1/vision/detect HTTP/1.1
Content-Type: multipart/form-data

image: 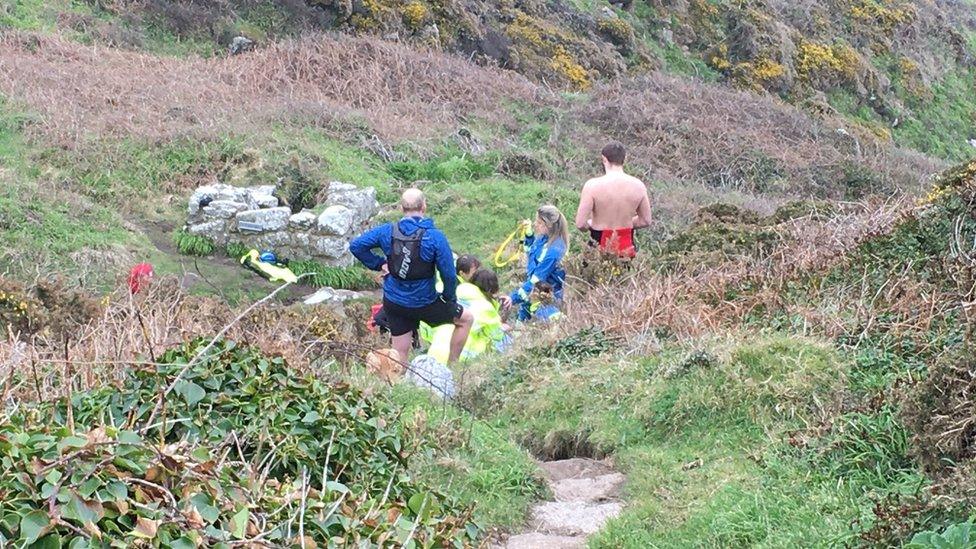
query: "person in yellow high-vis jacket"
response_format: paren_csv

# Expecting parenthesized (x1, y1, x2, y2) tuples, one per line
(422, 269, 506, 364)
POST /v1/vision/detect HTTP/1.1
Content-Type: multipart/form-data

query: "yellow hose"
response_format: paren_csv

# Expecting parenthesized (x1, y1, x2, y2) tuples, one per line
(493, 220, 531, 268)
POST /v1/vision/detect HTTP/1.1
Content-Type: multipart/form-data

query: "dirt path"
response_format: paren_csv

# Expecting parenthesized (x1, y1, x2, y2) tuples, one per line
(500, 458, 625, 548)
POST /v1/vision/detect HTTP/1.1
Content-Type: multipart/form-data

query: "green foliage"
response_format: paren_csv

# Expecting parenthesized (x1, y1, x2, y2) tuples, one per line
(172, 229, 216, 256)
(894, 70, 976, 162)
(389, 153, 497, 183)
(289, 260, 377, 290)
(392, 388, 546, 529)
(1, 339, 479, 546)
(224, 241, 250, 260)
(528, 327, 619, 361)
(665, 221, 780, 257)
(65, 137, 243, 208)
(808, 407, 917, 490)
(908, 521, 976, 548)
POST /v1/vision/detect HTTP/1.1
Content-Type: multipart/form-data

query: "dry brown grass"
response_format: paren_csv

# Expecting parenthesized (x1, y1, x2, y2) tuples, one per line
(0, 29, 938, 203)
(0, 30, 537, 146)
(574, 74, 941, 195)
(558, 196, 915, 342)
(0, 276, 372, 405)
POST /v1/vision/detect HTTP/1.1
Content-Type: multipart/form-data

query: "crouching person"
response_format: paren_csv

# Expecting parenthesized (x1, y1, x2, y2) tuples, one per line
(499, 205, 569, 322)
(350, 189, 473, 363)
(423, 268, 507, 364)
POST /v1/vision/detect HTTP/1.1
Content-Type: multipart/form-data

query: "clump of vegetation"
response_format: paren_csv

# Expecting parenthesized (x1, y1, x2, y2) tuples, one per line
(794, 40, 860, 86)
(769, 200, 836, 223)
(496, 152, 552, 180)
(908, 521, 976, 548)
(1, 339, 480, 546)
(401, 0, 429, 30)
(695, 203, 762, 225)
(0, 276, 101, 340)
(662, 349, 719, 379)
(173, 229, 217, 257)
(903, 347, 976, 472)
(530, 327, 620, 362)
(276, 157, 325, 213)
(596, 16, 635, 54)
(0, 276, 41, 337)
(665, 220, 780, 258)
(388, 152, 496, 182)
(289, 260, 378, 290)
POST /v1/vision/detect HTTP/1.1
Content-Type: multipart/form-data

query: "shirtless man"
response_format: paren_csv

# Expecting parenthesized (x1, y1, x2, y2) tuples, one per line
(574, 142, 652, 257)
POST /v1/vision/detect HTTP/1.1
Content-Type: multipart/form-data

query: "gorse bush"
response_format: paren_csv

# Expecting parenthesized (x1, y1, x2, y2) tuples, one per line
(1, 339, 479, 547)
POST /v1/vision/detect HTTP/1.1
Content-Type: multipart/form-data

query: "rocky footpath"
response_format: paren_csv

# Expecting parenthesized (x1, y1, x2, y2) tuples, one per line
(501, 458, 625, 548)
(184, 181, 378, 266)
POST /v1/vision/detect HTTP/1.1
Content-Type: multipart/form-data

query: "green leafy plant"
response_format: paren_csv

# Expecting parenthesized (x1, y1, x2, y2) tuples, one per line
(173, 229, 216, 256)
(1, 339, 479, 546)
(224, 241, 250, 260)
(289, 260, 377, 290)
(907, 521, 975, 548)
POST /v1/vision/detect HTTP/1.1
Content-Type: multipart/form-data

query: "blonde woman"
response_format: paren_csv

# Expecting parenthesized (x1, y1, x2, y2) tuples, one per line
(499, 205, 569, 321)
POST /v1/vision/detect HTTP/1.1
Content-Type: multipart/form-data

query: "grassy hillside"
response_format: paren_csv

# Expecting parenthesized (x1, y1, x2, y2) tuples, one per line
(2, 0, 976, 546)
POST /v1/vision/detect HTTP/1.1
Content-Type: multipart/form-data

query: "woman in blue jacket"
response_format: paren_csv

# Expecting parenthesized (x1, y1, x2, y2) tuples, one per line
(499, 205, 569, 321)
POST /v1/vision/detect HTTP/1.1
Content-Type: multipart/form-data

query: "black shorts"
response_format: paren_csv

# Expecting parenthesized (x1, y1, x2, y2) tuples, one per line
(382, 297, 462, 337)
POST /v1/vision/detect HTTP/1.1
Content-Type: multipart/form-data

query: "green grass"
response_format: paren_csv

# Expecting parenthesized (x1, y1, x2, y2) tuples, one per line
(0, 97, 142, 287)
(391, 387, 547, 529)
(424, 176, 579, 259)
(0, 0, 68, 31)
(289, 260, 378, 291)
(894, 70, 976, 162)
(455, 333, 939, 544)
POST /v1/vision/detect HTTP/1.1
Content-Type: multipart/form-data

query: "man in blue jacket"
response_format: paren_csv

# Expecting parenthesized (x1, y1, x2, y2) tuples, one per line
(350, 188, 473, 364)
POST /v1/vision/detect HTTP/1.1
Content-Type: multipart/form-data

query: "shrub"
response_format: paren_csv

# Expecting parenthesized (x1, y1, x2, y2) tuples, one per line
(904, 347, 976, 472)
(173, 229, 216, 256)
(768, 200, 836, 223)
(0, 339, 479, 546)
(401, 0, 428, 30)
(596, 17, 635, 53)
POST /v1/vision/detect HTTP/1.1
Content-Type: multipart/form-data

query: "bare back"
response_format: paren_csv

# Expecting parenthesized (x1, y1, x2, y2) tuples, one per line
(575, 171, 651, 231)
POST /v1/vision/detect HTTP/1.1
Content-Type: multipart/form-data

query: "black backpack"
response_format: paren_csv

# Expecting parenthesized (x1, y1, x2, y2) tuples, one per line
(389, 223, 436, 280)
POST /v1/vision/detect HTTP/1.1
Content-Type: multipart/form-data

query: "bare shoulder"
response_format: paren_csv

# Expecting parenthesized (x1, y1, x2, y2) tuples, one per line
(627, 174, 649, 191)
(582, 176, 603, 188)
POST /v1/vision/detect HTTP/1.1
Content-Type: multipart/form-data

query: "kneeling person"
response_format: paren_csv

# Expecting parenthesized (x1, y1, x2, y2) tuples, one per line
(350, 189, 473, 364)
(423, 268, 506, 364)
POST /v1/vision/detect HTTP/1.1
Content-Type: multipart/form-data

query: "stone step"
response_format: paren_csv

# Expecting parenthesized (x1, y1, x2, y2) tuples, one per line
(540, 458, 616, 482)
(550, 472, 625, 503)
(504, 533, 585, 549)
(531, 501, 624, 536)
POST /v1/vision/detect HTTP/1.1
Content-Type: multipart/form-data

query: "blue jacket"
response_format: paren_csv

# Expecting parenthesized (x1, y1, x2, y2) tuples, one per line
(510, 234, 566, 304)
(350, 216, 458, 308)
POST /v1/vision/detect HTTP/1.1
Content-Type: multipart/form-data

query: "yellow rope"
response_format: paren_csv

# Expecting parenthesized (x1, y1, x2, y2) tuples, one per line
(493, 220, 531, 268)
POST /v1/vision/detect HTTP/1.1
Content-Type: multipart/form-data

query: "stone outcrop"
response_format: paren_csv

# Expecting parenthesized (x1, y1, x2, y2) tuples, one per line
(184, 181, 378, 266)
